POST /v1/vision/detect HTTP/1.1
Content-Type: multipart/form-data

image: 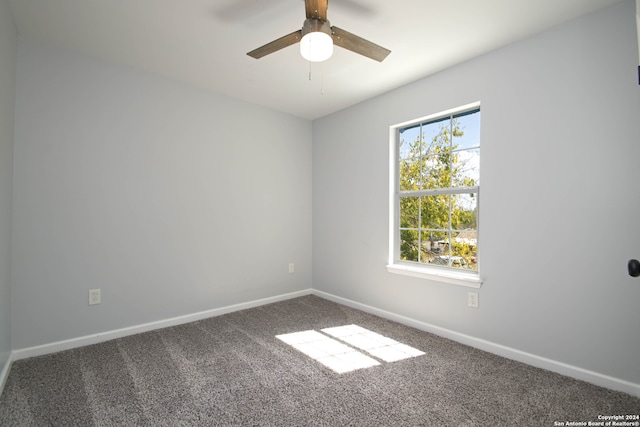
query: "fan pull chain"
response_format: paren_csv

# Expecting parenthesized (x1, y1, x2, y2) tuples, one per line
(307, 62, 325, 96)
(320, 62, 324, 95)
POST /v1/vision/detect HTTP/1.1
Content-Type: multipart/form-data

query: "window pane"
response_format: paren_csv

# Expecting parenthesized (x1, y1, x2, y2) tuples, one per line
(420, 195, 450, 230)
(452, 148, 480, 187)
(420, 230, 446, 263)
(399, 124, 420, 159)
(452, 193, 477, 230)
(422, 117, 450, 157)
(400, 197, 419, 229)
(399, 159, 421, 191)
(400, 229, 419, 262)
(422, 155, 451, 189)
(451, 230, 478, 271)
(424, 230, 450, 265)
(452, 110, 480, 151)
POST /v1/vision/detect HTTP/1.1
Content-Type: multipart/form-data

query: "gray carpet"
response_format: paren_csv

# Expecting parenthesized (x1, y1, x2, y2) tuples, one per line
(0, 295, 638, 426)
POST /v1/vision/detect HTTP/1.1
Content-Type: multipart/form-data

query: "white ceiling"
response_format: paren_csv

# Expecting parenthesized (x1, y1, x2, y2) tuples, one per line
(8, 0, 626, 120)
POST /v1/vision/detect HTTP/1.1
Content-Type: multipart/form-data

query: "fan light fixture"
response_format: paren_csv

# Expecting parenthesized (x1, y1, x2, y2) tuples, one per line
(300, 32, 333, 62)
(300, 19, 333, 62)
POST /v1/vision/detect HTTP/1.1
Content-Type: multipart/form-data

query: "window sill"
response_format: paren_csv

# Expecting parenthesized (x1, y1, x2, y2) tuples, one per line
(386, 263, 483, 288)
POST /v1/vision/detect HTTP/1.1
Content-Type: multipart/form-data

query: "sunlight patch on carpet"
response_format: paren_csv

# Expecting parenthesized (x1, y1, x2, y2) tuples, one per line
(276, 325, 424, 374)
(322, 325, 425, 362)
(276, 330, 379, 373)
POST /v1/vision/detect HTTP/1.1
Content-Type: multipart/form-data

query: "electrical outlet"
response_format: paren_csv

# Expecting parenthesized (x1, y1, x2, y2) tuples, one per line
(89, 289, 101, 305)
(288, 263, 295, 274)
(467, 292, 479, 308)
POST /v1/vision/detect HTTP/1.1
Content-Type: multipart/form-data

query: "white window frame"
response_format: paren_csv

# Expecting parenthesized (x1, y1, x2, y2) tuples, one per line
(387, 102, 483, 288)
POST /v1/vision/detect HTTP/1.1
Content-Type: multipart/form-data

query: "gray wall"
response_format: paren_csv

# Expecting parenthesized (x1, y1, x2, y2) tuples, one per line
(0, 0, 16, 374)
(313, 0, 640, 384)
(11, 40, 312, 349)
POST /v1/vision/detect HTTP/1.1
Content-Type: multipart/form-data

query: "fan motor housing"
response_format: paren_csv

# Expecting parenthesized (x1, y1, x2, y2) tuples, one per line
(302, 18, 332, 38)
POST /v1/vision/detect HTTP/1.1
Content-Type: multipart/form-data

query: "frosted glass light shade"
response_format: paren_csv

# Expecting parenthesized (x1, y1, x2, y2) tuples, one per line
(300, 31, 333, 62)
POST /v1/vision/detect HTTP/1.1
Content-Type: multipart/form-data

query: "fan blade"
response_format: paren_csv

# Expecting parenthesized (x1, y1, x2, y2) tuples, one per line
(247, 30, 303, 59)
(305, 0, 328, 21)
(331, 26, 391, 62)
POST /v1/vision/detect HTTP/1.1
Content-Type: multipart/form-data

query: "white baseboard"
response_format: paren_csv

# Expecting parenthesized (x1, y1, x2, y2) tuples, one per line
(0, 352, 13, 397)
(311, 289, 640, 398)
(12, 288, 313, 361)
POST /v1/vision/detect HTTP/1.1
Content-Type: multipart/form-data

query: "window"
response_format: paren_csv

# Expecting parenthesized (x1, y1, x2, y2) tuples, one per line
(387, 104, 481, 287)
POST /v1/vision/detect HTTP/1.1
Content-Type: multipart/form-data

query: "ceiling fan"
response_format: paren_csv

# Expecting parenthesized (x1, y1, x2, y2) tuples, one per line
(247, 0, 391, 62)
